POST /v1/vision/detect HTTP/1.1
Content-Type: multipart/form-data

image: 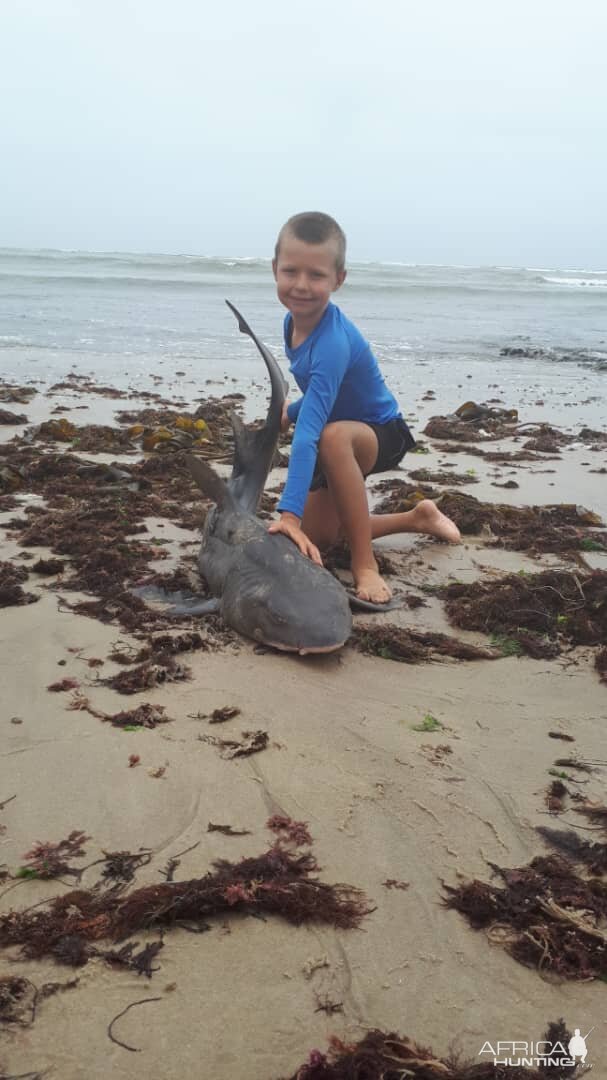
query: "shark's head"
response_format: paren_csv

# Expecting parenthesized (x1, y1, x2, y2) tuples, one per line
(222, 533, 353, 654)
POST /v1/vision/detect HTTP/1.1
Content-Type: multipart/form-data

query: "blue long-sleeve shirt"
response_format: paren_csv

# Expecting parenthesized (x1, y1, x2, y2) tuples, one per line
(277, 303, 400, 519)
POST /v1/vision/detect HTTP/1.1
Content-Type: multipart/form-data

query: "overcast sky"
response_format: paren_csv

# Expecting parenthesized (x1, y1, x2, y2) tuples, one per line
(1, 0, 605, 266)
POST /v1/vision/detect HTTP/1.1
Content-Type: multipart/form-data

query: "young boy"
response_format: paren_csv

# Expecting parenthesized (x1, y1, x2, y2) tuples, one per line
(268, 212, 460, 605)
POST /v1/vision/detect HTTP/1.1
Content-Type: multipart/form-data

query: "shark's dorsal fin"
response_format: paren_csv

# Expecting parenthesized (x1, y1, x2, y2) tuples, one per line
(185, 454, 234, 508)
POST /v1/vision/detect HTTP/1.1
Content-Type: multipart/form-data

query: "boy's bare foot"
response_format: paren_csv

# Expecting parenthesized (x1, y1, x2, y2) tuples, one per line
(353, 567, 392, 604)
(411, 499, 461, 543)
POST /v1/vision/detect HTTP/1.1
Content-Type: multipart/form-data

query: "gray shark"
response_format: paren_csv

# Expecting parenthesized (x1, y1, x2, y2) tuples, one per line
(176, 301, 398, 654)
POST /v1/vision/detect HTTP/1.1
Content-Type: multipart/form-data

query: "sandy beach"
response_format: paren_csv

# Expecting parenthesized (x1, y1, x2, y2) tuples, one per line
(1, 373, 607, 1079)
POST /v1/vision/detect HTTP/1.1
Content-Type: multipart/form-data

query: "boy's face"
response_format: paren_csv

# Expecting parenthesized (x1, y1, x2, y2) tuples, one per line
(272, 233, 346, 325)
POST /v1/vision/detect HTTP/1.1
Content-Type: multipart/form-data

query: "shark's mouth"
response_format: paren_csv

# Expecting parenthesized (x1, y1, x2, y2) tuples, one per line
(263, 638, 347, 656)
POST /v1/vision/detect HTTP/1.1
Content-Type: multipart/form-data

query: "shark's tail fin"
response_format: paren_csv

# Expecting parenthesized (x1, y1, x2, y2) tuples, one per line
(224, 300, 288, 513)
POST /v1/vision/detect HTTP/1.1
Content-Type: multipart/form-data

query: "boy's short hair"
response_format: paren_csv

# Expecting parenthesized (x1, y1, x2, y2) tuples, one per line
(275, 212, 346, 272)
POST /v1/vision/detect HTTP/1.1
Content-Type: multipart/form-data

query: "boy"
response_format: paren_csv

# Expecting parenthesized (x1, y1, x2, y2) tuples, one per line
(268, 212, 460, 605)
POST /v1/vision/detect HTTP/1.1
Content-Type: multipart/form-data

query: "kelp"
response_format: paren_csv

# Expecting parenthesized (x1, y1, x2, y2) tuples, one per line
(0, 847, 371, 967)
(444, 853, 607, 980)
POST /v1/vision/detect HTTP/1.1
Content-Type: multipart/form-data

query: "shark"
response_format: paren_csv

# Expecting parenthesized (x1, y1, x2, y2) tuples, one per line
(175, 301, 398, 654)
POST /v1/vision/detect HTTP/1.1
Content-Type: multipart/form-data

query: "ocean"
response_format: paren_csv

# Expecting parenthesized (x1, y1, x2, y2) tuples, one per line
(0, 248, 605, 428)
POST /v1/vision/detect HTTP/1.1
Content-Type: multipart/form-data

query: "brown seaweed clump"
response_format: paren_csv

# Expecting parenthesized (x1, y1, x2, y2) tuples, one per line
(374, 486, 606, 555)
(0, 381, 37, 405)
(0, 847, 371, 968)
(323, 540, 398, 577)
(408, 467, 479, 486)
(103, 658, 191, 695)
(423, 402, 519, 442)
(352, 624, 500, 664)
(0, 407, 28, 424)
(279, 1021, 576, 1078)
(444, 853, 607, 980)
(443, 568, 607, 662)
(536, 827, 607, 876)
(0, 560, 38, 608)
(21, 831, 90, 880)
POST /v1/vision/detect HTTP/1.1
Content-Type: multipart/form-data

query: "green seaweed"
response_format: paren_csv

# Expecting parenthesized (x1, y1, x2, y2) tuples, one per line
(412, 713, 443, 732)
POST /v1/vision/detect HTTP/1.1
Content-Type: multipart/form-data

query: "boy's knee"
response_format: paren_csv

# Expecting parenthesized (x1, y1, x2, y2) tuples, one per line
(318, 422, 349, 461)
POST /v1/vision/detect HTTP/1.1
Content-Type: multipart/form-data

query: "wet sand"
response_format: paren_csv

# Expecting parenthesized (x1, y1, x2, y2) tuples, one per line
(1, 383, 607, 1078)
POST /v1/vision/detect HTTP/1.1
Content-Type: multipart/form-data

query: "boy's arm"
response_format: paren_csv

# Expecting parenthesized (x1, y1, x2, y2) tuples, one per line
(269, 336, 350, 559)
(286, 398, 303, 425)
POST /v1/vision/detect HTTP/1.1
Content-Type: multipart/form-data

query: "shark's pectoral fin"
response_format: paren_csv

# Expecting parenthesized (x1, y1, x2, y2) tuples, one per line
(347, 591, 405, 613)
(185, 454, 233, 508)
(165, 596, 221, 617)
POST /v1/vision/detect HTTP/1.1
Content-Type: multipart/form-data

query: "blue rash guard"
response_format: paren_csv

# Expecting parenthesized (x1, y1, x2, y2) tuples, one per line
(277, 302, 401, 519)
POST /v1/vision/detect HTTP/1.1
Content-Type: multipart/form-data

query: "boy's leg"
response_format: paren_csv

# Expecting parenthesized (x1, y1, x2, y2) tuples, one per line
(302, 421, 391, 603)
(300, 420, 460, 603)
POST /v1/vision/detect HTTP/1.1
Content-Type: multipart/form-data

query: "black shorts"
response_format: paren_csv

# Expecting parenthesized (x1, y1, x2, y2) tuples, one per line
(309, 416, 416, 492)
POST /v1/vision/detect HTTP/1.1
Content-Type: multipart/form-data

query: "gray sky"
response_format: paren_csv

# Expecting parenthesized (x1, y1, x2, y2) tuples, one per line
(1, 0, 605, 266)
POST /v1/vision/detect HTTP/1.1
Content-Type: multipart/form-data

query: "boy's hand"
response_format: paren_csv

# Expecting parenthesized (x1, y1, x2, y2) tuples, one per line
(268, 512, 323, 565)
(280, 400, 291, 433)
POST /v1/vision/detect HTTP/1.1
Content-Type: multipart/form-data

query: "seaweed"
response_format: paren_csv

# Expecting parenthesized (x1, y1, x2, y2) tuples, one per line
(595, 646, 607, 684)
(101, 703, 172, 729)
(30, 558, 65, 575)
(536, 827, 607, 874)
(445, 853, 607, 980)
(199, 729, 269, 758)
(423, 402, 519, 442)
(47, 678, 80, 692)
(373, 485, 606, 554)
(0, 847, 371, 966)
(208, 706, 241, 723)
(323, 541, 398, 577)
(19, 831, 90, 880)
(102, 940, 164, 977)
(107, 996, 163, 1052)
(0, 974, 78, 1027)
(0, 409, 28, 425)
(0, 561, 38, 608)
(443, 569, 607, 669)
(407, 467, 479, 486)
(352, 624, 500, 664)
(103, 658, 191, 694)
(0, 381, 37, 405)
(545, 781, 569, 815)
(574, 801, 607, 828)
(207, 823, 252, 836)
(278, 1021, 576, 1078)
(267, 816, 313, 847)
